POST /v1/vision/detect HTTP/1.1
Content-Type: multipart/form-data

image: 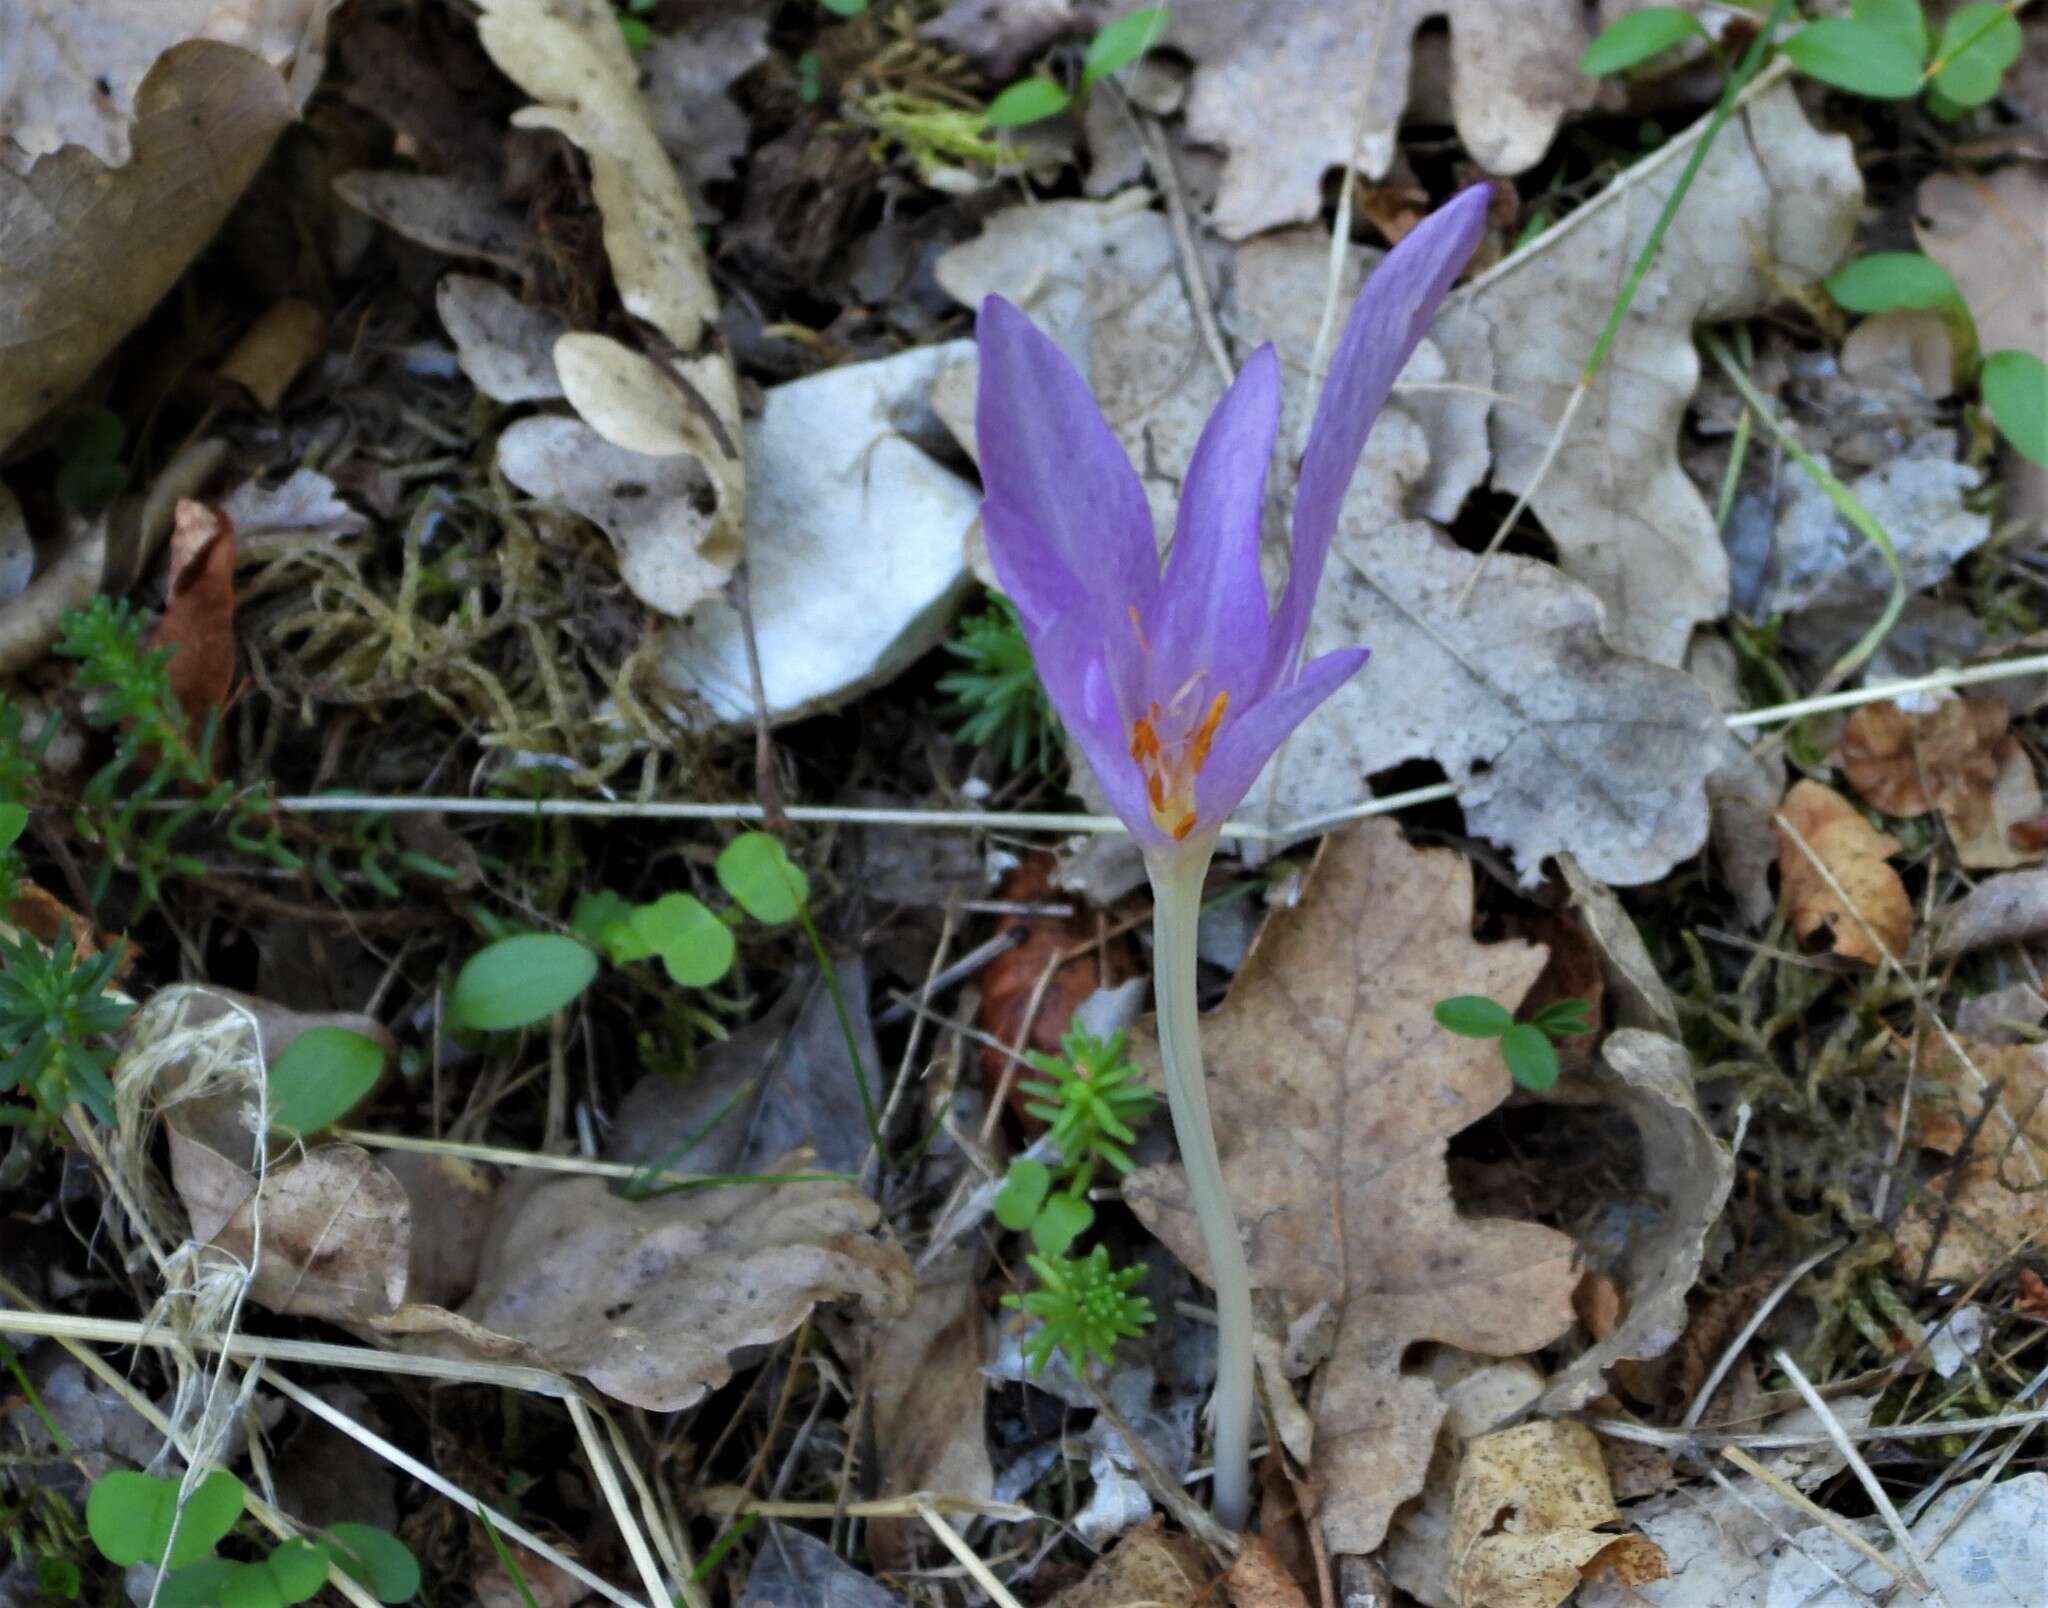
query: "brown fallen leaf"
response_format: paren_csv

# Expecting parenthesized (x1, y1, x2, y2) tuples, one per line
(1448, 1422, 1667, 1608)
(864, 1249, 994, 1569)
(1892, 1034, 2048, 1284)
(386, 1157, 912, 1411)
(1046, 1519, 1212, 1608)
(216, 299, 328, 411)
(1227, 1536, 1310, 1608)
(0, 42, 295, 453)
(1776, 779, 1913, 966)
(2017, 1266, 2048, 1320)
(1124, 823, 1580, 1552)
(977, 852, 1134, 1097)
(1840, 698, 2043, 869)
(148, 501, 238, 732)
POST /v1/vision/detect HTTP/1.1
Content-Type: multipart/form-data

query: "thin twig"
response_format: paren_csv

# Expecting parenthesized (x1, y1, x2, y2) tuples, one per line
(1139, 116, 1232, 385)
(916, 1501, 1031, 1608)
(1772, 1350, 1940, 1603)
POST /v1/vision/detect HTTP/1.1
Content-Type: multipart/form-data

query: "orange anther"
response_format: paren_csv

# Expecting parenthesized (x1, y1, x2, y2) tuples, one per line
(1128, 605, 1151, 655)
(1188, 691, 1229, 774)
(1171, 813, 1197, 840)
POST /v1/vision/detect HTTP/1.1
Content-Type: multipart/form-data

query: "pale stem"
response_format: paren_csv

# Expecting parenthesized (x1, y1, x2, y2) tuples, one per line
(1146, 839, 1254, 1531)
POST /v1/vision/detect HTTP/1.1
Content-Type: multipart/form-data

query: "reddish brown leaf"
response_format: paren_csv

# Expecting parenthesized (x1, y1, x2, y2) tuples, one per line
(147, 500, 238, 730)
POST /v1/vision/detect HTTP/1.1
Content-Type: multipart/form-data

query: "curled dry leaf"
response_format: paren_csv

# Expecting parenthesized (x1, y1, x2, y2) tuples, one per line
(863, 1249, 994, 1568)
(1536, 1031, 1734, 1415)
(476, 0, 745, 618)
(0, 0, 330, 168)
(0, 42, 295, 453)
(147, 501, 238, 731)
(1841, 697, 2043, 870)
(1123, 823, 1580, 1552)
(1046, 1519, 1213, 1608)
(1775, 779, 1912, 966)
(386, 1157, 912, 1411)
(435, 275, 566, 404)
(1892, 1035, 2048, 1283)
(331, 171, 535, 270)
(1933, 867, 2048, 959)
(1168, 0, 1596, 238)
(1448, 1422, 1667, 1608)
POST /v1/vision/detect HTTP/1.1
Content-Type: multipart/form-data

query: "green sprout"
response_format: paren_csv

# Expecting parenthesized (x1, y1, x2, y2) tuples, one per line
(1020, 1027, 1156, 1186)
(0, 925, 131, 1133)
(1433, 994, 1593, 1092)
(1003, 1244, 1155, 1373)
(938, 595, 1060, 773)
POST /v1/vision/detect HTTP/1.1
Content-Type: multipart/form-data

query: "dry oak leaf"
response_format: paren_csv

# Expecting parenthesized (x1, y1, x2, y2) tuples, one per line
(1123, 822, 1580, 1553)
(1169, 0, 1597, 238)
(390, 1157, 912, 1411)
(0, 0, 330, 169)
(1046, 1519, 1213, 1608)
(1775, 779, 1912, 966)
(1892, 1035, 2048, 1284)
(0, 42, 295, 453)
(1841, 697, 2043, 869)
(1449, 1421, 1667, 1608)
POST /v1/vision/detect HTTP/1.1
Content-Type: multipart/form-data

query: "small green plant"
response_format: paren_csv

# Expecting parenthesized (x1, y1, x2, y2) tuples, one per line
(0, 925, 131, 1134)
(1004, 1244, 1157, 1373)
(992, 1028, 1158, 1368)
(85, 1467, 420, 1604)
(1822, 252, 2046, 468)
(449, 933, 599, 1032)
(613, 0, 657, 50)
(54, 596, 301, 909)
(1433, 995, 1593, 1093)
(984, 7, 1170, 128)
(266, 1026, 388, 1137)
(938, 594, 1060, 773)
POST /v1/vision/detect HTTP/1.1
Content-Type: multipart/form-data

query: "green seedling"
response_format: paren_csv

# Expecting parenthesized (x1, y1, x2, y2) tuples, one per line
(1433, 994, 1594, 1092)
(939, 594, 1061, 773)
(983, 7, 1170, 129)
(1003, 1245, 1156, 1373)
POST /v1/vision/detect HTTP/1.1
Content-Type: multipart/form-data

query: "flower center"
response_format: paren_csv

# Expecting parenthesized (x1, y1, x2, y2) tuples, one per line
(1128, 689, 1228, 841)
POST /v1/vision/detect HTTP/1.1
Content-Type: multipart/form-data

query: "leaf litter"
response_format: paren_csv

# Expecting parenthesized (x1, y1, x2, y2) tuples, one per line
(11, 0, 2048, 1604)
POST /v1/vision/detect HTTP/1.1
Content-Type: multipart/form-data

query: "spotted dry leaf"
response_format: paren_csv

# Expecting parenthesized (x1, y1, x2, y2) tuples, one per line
(1123, 823, 1579, 1553)
(1448, 1422, 1667, 1608)
(1775, 779, 1912, 966)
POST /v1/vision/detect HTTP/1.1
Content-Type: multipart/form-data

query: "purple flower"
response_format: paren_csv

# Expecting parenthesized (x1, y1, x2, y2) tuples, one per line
(974, 184, 1492, 851)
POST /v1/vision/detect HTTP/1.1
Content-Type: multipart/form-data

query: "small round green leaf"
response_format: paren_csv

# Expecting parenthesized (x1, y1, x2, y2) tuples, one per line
(984, 76, 1072, 128)
(35, 1554, 82, 1599)
(1852, 0, 1930, 64)
(1501, 1023, 1561, 1092)
(1985, 350, 2048, 468)
(268, 1027, 386, 1137)
(570, 889, 636, 957)
(157, 1560, 243, 1608)
(1579, 7, 1707, 76)
(449, 934, 597, 1031)
(715, 833, 810, 924)
(1531, 998, 1594, 1039)
(820, 0, 869, 13)
(1031, 1192, 1094, 1257)
(327, 1523, 423, 1604)
(87, 1469, 246, 1569)
(0, 802, 27, 851)
(1082, 9, 1170, 90)
(994, 1158, 1052, 1231)
(628, 893, 736, 988)
(1781, 19, 1924, 97)
(1433, 995, 1513, 1038)
(1824, 251, 1963, 314)
(1931, 1, 2021, 106)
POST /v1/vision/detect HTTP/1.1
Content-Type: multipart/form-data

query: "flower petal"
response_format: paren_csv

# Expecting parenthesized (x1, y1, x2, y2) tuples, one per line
(1152, 344, 1280, 704)
(1191, 647, 1369, 828)
(1027, 604, 1166, 845)
(1269, 184, 1491, 676)
(975, 296, 1159, 631)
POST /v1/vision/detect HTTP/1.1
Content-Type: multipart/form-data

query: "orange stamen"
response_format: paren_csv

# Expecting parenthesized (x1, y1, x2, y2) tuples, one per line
(1188, 691, 1229, 774)
(1171, 813, 1197, 841)
(1127, 605, 1151, 655)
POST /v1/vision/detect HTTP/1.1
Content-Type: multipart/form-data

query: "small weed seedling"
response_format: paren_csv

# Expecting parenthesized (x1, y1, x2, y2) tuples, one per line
(939, 594, 1061, 775)
(1433, 995, 1594, 1092)
(84, 1468, 420, 1605)
(984, 8, 1171, 128)
(992, 1028, 1159, 1370)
